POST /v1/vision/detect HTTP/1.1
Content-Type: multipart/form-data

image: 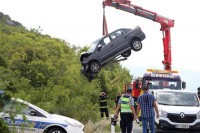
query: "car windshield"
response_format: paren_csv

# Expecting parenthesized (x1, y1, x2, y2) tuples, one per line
(88, 37, 102, 52)
(143, 77, 181, 90)
(156, 91, 199, 106)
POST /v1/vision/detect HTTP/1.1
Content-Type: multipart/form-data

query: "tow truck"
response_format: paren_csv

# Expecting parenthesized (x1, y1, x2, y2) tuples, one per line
(142, 69, 186, 90)
(102, 0, 186, 90)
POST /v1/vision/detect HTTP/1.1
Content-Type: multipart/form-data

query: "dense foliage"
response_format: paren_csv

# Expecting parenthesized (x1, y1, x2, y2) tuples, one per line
(0, 12, 132, 125)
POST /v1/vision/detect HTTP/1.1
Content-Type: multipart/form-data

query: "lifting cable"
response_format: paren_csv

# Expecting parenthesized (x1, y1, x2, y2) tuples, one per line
(103, 5, 108, 35)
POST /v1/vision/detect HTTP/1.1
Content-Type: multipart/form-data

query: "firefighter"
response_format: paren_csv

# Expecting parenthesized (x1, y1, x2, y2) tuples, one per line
(99, 91, 109, 119)
(115, 87, 138, 133)
(132, 78, 142, 110)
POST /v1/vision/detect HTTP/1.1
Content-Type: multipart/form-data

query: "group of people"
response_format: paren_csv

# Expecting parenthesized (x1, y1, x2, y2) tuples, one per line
(115, 84, 159, 133)
(99, 83, 159, 133)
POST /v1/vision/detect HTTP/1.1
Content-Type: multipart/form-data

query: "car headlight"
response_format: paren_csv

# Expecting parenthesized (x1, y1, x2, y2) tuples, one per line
(196, 111, 200, 119)
(159, 110, 167, 118)
(64, 120, 83, 128)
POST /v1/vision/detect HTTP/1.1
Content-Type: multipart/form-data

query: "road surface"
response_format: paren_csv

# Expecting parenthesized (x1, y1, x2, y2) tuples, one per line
(132, 121, 142, 133)
(112, 120, 143, 133)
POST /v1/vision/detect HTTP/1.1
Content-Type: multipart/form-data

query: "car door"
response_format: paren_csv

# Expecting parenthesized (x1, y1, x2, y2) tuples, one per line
(109, 30, 129, 57)
(1, 99, 39, 133)
(96, 36, 113, 63)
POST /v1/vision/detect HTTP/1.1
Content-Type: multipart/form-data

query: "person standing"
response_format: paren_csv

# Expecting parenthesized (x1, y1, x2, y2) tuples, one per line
(137, 85, 159, 133)
(115, 91, 122, 113)
(99, 91, 109, 119)
(115, 91, 122, 107)
(115, 88, 138, 133)
(132, 78, 142, 109)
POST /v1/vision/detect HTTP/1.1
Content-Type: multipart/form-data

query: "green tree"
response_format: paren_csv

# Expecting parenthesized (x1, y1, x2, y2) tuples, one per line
(0, 13, 133, 126)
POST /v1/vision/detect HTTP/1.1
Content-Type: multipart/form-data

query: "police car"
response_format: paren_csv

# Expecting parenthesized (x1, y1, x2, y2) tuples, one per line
(0, 98, 84, 133)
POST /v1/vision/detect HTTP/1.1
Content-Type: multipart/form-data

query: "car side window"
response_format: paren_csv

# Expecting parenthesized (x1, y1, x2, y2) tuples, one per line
(103, 37, 110, 45)
(110, 30, 123, 40)
(98, 37, 110, 50)
(3, 100, 46, 117)
(3, 100, 15, 113)
(3, 100, 29, 115)
(28, 107, 46, 117)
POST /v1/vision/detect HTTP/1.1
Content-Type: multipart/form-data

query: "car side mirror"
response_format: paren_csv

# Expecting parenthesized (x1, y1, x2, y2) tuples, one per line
(98, 45, 102, 51)
(29, 110, 37, 116)
(182, 81, 186, 89)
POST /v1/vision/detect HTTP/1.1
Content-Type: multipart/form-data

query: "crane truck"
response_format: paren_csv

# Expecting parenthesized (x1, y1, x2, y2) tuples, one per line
(102, 0, 186, 90)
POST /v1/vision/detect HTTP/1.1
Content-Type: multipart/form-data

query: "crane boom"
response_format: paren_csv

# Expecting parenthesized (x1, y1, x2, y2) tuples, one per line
(102, 0, 174, 70)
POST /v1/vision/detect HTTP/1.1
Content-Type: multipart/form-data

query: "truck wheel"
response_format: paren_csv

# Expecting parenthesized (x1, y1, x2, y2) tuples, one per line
(48, 127, 66, 133)
(89, 61, 101, 73)
(121, 50, 131, 57)
(130, 39, 142, 51)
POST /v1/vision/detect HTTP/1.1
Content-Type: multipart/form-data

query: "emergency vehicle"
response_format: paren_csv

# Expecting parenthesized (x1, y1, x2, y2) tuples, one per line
(0, 98, 84, 133)
(124, 69, 186, 96)
(142, 69, 186, 90)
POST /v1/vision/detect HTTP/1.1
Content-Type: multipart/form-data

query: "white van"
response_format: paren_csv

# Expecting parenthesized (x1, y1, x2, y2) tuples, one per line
(0, 98, 84, 133)
(153, 90, 200, 132)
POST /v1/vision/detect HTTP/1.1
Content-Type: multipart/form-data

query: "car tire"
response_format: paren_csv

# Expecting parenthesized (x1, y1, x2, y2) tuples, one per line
(89, 61, 101, 74)
(130, 38, 142, 51)
(121, 50, 131, 57)
(155, 123, 161, 133)
(48, 127, 66, 133)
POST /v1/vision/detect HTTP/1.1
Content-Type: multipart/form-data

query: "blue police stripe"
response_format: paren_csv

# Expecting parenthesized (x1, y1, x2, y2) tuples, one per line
(4, 118, 68, 129)
(35, 121, 68, 129)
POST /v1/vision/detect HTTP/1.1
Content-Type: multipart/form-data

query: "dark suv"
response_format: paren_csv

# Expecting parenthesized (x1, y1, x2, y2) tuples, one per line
(80, 26, 146, 75)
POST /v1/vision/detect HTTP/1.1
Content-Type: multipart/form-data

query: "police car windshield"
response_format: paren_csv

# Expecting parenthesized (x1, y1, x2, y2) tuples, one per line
(156, 91, 199, 106)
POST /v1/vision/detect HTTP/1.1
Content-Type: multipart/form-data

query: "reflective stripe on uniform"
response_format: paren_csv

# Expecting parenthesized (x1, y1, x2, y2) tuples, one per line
(99, 106, 108, 108)
(121, 95, 132, 113)
(99, 100, 107, 102)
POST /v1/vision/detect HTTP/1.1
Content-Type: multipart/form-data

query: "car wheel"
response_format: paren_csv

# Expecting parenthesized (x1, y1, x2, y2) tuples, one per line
(130, 39, 142, 51)
(48, 127, 66, 133)
(121, 50, 131, 57)
(89, 61, 101, 74)
(155, 123, 161, 133)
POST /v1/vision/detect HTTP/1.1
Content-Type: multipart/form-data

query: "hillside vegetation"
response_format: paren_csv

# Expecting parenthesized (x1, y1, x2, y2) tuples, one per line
(0, 12, 132, 125)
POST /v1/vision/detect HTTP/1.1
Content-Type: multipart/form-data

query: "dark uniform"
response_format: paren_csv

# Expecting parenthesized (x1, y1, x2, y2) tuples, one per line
(99, 92, 109, 118)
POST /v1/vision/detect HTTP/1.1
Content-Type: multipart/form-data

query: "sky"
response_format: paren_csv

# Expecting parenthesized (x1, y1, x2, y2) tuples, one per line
(1, 0, 200, 91)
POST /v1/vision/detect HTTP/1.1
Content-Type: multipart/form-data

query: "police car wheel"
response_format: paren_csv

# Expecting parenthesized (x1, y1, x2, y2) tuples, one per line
(48, 127, 66, 133)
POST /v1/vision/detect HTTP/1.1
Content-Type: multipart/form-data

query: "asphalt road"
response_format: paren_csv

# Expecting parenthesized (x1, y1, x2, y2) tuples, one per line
(112, 120, 143, 133)
(132, 121, 143, 133)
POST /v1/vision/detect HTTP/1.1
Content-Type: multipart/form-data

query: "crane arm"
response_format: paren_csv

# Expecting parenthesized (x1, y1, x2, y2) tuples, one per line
(102, 0, 174, 70)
